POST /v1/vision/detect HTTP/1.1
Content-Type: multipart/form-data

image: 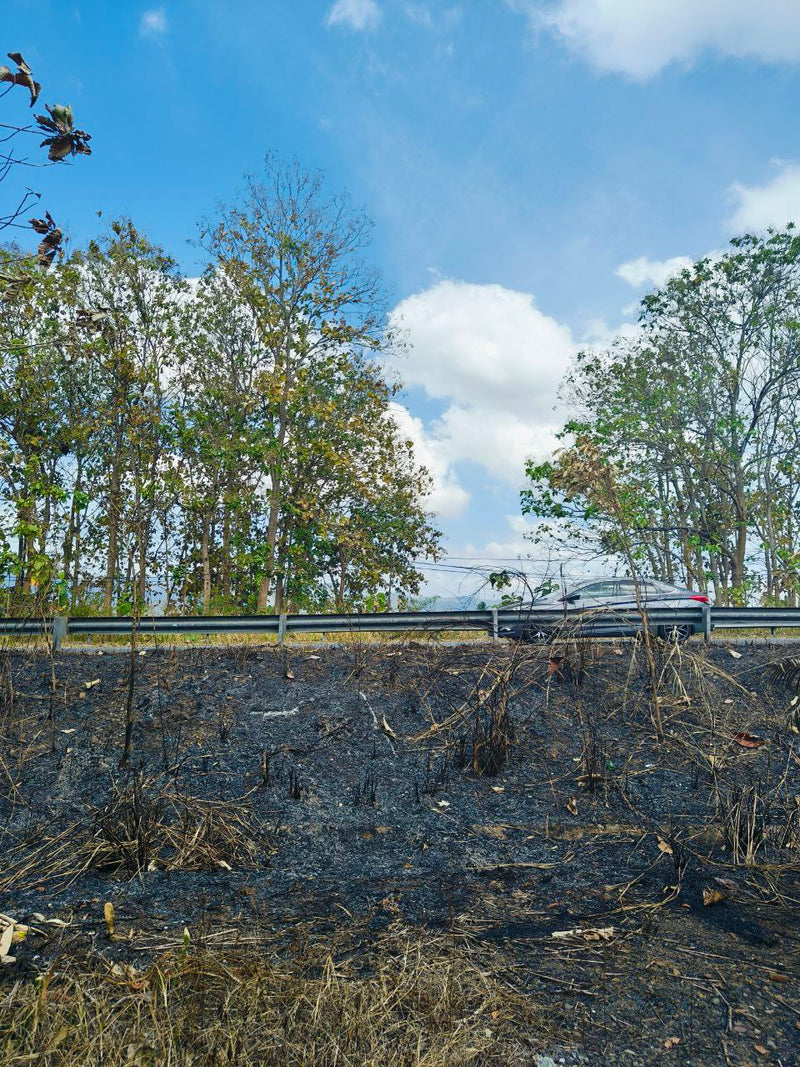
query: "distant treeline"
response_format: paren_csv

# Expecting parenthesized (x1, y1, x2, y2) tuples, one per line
(524, 228, 800, 606)
(0, 159, 440, 615)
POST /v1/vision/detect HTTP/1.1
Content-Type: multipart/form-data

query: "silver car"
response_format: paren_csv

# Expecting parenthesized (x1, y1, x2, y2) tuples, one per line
(499, 577, 709, 643)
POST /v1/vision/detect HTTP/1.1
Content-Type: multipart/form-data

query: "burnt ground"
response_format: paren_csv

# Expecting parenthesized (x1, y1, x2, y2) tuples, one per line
(1, 636, 799, 1065)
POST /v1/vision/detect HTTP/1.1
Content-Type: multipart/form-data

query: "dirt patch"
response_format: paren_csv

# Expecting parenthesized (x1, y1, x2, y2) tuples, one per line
(1, 638, 799, 1064)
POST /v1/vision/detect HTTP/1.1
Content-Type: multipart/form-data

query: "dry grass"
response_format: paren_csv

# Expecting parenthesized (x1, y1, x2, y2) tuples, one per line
(0, 777, 274, 892)
(0, 935, 541, 1066)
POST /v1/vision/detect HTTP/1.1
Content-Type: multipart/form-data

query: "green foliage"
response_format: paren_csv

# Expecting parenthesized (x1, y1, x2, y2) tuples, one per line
(521, 226, 800, 605)
(0, 166, 440, 616)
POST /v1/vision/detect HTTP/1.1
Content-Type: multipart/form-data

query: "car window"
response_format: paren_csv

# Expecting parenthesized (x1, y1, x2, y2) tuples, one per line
(579, 581, 619, 598)
(617, 580, 661, 596)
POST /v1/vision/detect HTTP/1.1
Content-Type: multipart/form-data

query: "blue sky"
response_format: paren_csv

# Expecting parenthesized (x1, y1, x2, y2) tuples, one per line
(6, 0, 800, 598)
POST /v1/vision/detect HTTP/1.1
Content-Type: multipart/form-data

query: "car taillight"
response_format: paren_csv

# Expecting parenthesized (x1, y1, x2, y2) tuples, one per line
(690, 594, 709, 603)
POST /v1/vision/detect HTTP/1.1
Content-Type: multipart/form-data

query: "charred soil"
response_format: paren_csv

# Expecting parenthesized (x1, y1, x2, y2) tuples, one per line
(1, 637, 799, 1065)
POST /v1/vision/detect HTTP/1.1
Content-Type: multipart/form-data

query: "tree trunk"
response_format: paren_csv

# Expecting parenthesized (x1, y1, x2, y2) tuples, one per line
(201, 514, 212, 615)
(104, 454, 122, 613)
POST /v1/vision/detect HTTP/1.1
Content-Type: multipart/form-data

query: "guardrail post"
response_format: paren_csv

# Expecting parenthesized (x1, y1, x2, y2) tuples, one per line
(491, 608, 498, 644)
(52, 615, 68, 652)
(702, 603, 711, 643)
(278, 612, 287, 645)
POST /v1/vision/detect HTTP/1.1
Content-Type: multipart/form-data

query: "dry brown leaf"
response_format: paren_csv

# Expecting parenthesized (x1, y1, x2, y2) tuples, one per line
(703, 886, 726, 906)
(728, 648, 743, 659)
(104, 901, 115, 937)
(490, 785, 505, 793)
(733, 731, 766, 749)
(768, 971, 789, 983)
(657, 837, 673, 855)
(664, 1036, 680, 1050)
(566, 797, 578, 816)
(754, 1045, 769, 1057)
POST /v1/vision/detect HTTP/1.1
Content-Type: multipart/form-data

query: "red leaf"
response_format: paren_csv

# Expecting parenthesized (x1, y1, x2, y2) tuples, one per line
(732, 731, 766, 749)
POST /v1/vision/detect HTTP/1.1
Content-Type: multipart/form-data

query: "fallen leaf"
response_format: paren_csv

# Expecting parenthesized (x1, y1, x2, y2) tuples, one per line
(437, 800, 450, 808)
(380, 715, 398, 740)
(723, 698, 734, 704)
(490, 785, 505, 793)
(0, 923, 13, 958)
(552, 926, 615, 942)
(728, 648, 743, 659)
(566, 797, 578, 816)
(216, 860, 232, 871)
(754, 1044, 769, 1057)
(657, 837, 673, 856)
(703, 887, 726, 906)
(476, 825, 507, 839)
(733, 731, 766, 749)
(664, 1036, 680, 1050)
(104, 901, 115, 937)
(768, 971, 789, 983)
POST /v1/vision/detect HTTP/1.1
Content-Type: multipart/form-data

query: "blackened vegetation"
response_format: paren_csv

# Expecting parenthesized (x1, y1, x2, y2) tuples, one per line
(0, 638, 799, 1065)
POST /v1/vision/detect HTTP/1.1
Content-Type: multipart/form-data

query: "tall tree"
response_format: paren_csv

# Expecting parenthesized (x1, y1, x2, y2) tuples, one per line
(523, 228, 800, 604)
(202, 156, 390, 612)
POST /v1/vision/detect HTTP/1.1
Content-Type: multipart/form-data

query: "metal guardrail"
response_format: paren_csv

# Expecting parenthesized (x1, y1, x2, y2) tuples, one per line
(0, 604, 799, 648)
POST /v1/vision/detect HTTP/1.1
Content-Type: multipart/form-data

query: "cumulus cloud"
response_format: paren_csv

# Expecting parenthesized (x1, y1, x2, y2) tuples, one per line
(516, 0, 800, 80)
(615, 254, 693, 288)
(327, 0, 381, 31)
(140, 7, 168, 37)
(726, 162, 800, 232)
(388, 280, 575, 489)
(388, 402, 470, 519)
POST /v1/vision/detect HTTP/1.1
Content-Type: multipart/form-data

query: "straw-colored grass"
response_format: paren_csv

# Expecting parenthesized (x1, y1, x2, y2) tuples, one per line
(0, 935, 542, 1066)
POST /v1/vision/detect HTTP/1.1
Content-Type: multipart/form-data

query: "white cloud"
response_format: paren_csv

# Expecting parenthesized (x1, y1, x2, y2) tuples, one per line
(726, 162, 800, 232)
(615, 254, 693, 289)
(388, 402, 470, 519)
(388, 280, 575, 487)
(327, 0, 380, 31)
(517, 0, 800, 80)
(140, 7, 168, 37)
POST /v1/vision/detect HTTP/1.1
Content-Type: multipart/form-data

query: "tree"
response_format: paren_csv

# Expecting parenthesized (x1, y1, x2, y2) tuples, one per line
(523, 228, 800, 605)
(201, 156, 436, 612)
(71, 220, 182, 613)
